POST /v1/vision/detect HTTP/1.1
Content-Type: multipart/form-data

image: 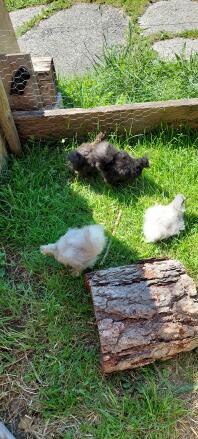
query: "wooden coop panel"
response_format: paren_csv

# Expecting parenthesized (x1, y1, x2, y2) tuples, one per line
(85, 258, 198, 373)
(32, 56, 57, 108)
(0, 53, 43, 110)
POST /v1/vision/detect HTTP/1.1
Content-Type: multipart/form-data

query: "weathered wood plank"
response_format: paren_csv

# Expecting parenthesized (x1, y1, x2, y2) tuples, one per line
(13, 98, 198, 139)
(85, 258, 198, 373)
(0, 0, 20, 54)
(0, 54, 43, 110)
(0, 78, 21, 154)
(0, 129, 7, 172)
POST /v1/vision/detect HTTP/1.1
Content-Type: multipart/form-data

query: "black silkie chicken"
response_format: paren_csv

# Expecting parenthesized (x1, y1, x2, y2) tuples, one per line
(68, 133, 150, 185)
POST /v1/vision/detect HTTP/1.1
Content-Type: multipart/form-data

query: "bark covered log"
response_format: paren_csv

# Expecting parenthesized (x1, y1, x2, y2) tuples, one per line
(85, 258, 198, 373)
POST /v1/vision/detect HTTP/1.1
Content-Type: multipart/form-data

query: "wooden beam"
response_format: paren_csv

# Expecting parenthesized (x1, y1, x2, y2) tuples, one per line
(0, 78, 21, 154)
(13, 98, 198, 139)
(85, 258, 198, 373)
(0, 54, 43, 110)
(32, 56, 57, 108)
(0, 129, 7, 172)
(0, 0, 20, 54)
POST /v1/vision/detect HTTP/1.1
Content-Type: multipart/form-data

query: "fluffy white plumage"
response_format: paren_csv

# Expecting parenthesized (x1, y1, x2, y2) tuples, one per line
(40, 224, 106, 276)
(143, 194, 186, 243)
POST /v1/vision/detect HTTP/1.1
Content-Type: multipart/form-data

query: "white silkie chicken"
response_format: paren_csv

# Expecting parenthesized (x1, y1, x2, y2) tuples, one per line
(143, 194, 186, 243)
(40, 224, 106, 276)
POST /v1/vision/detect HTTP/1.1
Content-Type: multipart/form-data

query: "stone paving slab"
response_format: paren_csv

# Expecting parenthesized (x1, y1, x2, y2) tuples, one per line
(10, 5, 47, 29)
(153, 37, 198, 59)
(139, 0, 198, 35)
(10, 4, 129, 76)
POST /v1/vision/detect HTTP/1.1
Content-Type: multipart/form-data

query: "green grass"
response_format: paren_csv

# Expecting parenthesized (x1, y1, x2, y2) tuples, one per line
(179, 29, 198, 39)
(5, 0, 149, 16)
(5, 0, 47, 10)
(59, 33, 198, 108)
(2, 1, 198, 436)
(15, 0, 72, 36)
(149, 29, 198, 45)
(0, 129, 198, 437)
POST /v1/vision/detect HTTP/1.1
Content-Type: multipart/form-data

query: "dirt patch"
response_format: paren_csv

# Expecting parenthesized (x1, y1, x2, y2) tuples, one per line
(177, 393, 198, 438)
(0, 353, 39, 439)
(5, 250, 42, 287)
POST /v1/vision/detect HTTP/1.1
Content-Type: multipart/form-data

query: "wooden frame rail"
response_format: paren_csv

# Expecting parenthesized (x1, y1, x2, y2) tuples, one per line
(13, 98, 198, 139)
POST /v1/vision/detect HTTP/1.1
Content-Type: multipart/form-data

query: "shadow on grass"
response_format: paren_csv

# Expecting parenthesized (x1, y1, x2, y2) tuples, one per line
(3, 182, 139, 278)
(185, 212, 198, 232)
(70, 172, 170, 205)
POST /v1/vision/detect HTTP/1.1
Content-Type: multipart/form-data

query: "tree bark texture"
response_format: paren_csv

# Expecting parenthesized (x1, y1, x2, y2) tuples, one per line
(85, 258, 198, 373)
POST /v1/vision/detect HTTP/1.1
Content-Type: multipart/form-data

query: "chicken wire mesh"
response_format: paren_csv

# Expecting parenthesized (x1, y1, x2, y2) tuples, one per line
(0, 47, 57, 111)
(0, 27, 198, 142)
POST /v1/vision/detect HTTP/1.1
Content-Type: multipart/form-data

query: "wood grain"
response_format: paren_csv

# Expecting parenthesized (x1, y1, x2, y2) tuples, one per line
(0, 79, 21, 154)
(0, 0, 20, 54)
(13, 98, 198, 139)
(85, 258, 198, 373)
(0, 129, 7, 172)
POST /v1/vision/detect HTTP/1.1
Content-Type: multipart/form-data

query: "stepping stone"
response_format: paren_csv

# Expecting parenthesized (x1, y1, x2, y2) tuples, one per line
(10, 5, 47, 29)
(139, 0, 198, 35)
(153, 37, 198, 60)
(11, 4, 129, 76)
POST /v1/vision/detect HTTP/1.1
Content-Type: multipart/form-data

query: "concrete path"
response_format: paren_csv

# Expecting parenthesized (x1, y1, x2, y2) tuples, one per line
(153, 37, 198, 60)
(139, 0, 198, 35)
(10, 4, 129, 76)
(10, 5, 47, 29)
(10, 0, 198, 68)
(139, 0, 198, 60)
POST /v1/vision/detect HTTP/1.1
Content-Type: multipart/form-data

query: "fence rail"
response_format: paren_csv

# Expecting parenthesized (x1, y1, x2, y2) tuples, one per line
(13, 98, 198, 140)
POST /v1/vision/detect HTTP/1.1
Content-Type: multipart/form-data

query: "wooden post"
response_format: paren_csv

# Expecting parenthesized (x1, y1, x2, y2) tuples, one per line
(0, 129, 7, 171)
(85, 258, 198, 373)
(0, 0, 20, 54)
(0, 78, 21, 154)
